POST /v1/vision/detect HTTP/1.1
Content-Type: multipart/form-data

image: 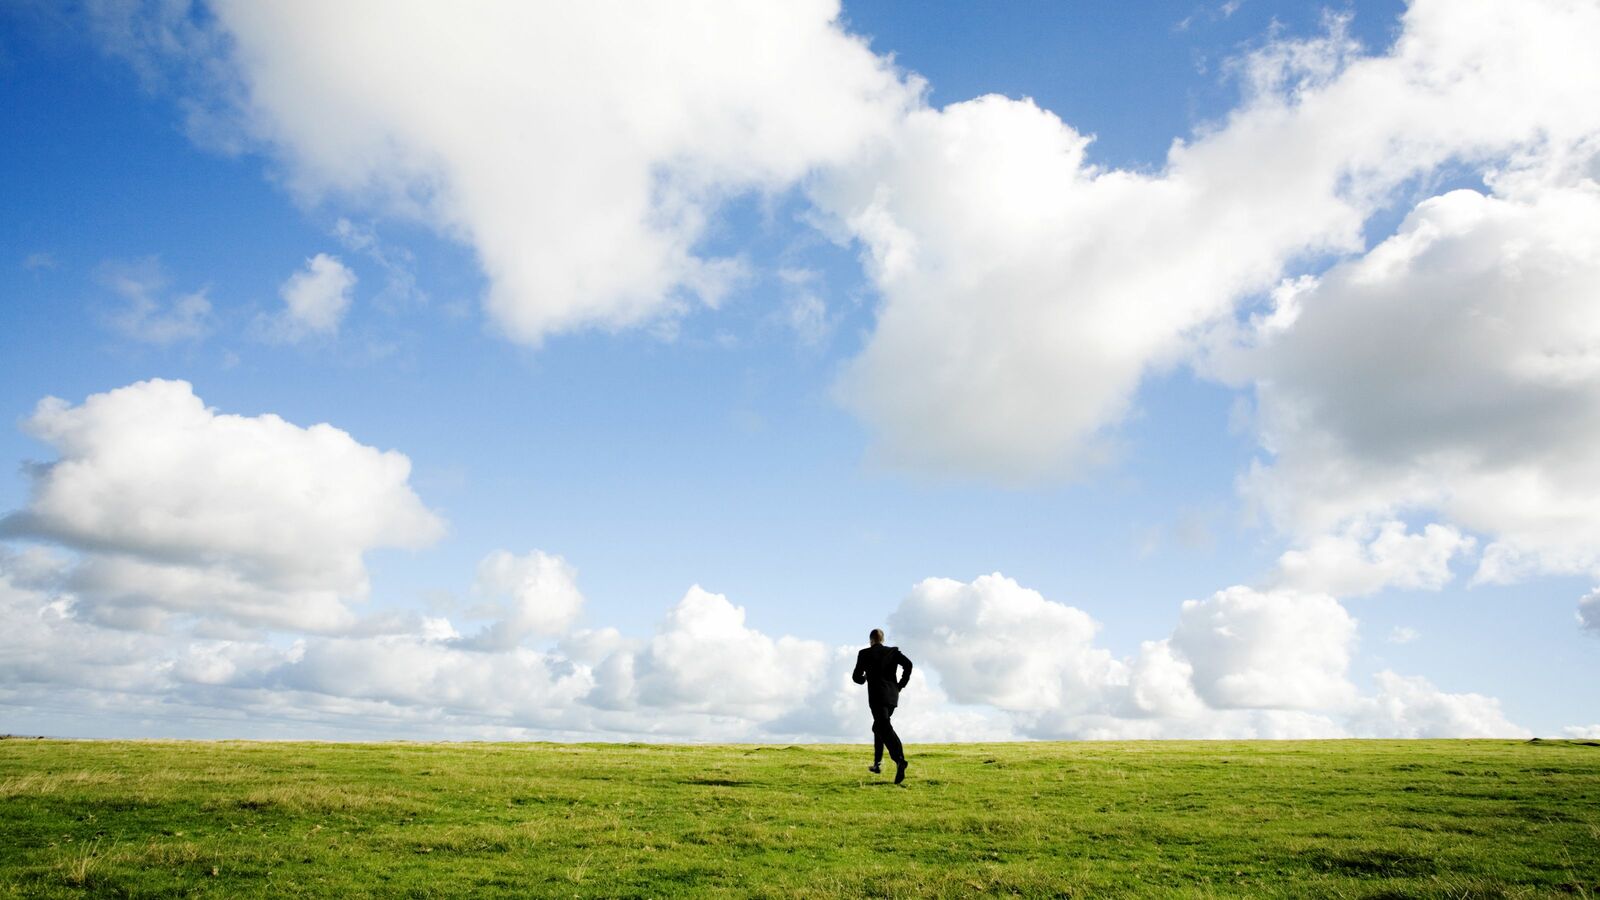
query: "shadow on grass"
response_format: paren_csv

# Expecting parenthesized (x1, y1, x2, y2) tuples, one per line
(1312, 848, 1439, 878)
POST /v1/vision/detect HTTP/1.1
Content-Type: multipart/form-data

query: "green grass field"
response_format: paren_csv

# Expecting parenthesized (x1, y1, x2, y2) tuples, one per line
(1, 738, 1596, 897)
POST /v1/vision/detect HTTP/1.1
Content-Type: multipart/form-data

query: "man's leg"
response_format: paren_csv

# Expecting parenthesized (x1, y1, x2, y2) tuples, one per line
(870, 706, 889, 773)
(872, 705, 907, 782)
(881, 706, 905, 764)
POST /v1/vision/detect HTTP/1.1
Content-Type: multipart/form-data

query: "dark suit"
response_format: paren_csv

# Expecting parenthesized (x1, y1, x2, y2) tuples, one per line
(853, 644, 912, 766)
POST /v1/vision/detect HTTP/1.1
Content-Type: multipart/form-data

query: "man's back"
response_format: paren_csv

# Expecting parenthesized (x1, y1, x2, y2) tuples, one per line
(853, 644, 911, 708)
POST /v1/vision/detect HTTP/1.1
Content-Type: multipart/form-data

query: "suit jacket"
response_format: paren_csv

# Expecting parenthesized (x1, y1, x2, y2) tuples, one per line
(853, 644, 912, 708)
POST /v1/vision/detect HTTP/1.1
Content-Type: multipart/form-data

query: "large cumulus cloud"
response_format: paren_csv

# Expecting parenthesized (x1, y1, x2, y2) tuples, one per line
(119, 0, 915, 344)
(588, 586, 830, 725)
(455, 550, 587, 651)
(888, 573, 1119, 712)
(1350, 672, 1529, 739)
(815, 0, 1600, 480)
(1169, 586, 1357, 711)
(0, 379, 443, 632)
(1228, 179, 1600, 587)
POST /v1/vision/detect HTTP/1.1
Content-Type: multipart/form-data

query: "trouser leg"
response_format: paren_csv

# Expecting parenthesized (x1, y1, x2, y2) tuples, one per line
(871, 703, 887, 763)
(871, 705, 904, 765)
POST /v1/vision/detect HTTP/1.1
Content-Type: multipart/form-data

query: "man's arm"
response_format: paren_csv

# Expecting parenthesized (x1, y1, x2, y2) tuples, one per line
(895, 649, 912, 689)
(852, 649, 868, 685)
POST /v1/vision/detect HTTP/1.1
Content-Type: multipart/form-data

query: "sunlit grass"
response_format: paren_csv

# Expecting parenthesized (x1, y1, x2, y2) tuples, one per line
(1, 738, 1596, 897)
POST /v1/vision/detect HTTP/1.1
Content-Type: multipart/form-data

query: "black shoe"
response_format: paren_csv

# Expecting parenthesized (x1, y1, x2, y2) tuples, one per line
(868, 763, 881, 774)
(894, 760, 908, 784)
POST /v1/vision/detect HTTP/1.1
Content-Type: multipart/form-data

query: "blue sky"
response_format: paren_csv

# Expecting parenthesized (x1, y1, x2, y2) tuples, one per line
(2, 0, 1598, 741)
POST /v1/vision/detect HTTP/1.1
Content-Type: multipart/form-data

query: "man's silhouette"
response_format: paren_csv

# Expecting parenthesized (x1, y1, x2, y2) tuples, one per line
(853, 628, 912, 783)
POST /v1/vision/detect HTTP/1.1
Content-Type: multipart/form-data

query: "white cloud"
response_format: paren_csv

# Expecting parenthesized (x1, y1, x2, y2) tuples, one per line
(1170, 586, 1357, 710)
(592, 586, 830, 723)
(1563, 724, 1600, 739)
(888, 573, 1123, 712)
(1578, 588, 1600, 634)
(0, 549, 592, 737)
(1122, 639, 1207, 720)
(818, 95, 1177, 479)
(1349, 671, 1531, 738)
(0, 379, 444, 632)
(97, 257, 212, 344)
(263, 253, 356, 340)
(884, 574, 1382, 738)
(816, 0, 1600, 480)
(0, 560, 171, 697)
(1231, 178, 1600, 582)
(456, 550, 585, 650)
(1388, 626, 1419, 645)
(63, 553, 351, 633)
(784, 292, 831, 347)
(272, 631, 593, 724)
(333, 219, 424, 310)
(556, 626, 629, 668)
(0, 544, 72, 589)
(1272, 520, 1474, 597)
(1029, 708, 1348, 741)
(154, 0, 915, 345)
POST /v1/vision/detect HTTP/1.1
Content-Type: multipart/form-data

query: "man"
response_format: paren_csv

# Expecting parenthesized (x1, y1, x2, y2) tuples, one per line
(852, 628, 912, 783)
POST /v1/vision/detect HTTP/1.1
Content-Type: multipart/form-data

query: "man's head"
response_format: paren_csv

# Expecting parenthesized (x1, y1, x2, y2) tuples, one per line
(869, 628, 884, 645)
